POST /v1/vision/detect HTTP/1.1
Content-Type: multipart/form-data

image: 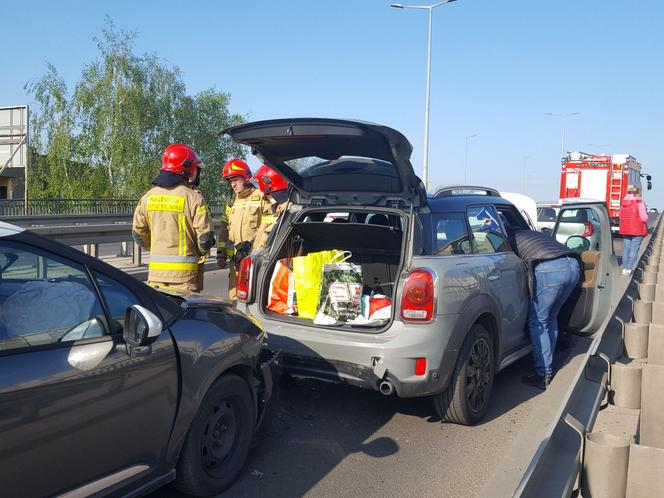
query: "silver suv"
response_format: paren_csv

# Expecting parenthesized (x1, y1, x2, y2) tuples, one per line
(223, 118, 617, 425)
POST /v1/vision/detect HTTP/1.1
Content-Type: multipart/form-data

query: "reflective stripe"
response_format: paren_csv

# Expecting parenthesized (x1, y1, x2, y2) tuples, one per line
(147, 195, 185, 213)
(178, 215, 187, 256)
(217, 241, 227, 248)
(149, 261, 198, 271)
(148, 211, 153, 227)
(226, 248, 236, 257)
(262, 214, 277, 225)
(150, 254, 199, 263)
(196, 205, 212, 218)
(233, 200, 262, 207)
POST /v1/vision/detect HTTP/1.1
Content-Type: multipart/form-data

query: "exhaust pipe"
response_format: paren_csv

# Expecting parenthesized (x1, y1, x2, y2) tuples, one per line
(379, 380, 395, 396)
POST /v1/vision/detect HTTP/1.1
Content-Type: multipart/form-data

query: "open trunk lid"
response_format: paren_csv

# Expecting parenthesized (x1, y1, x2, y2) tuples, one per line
(222, 118, 426, 208)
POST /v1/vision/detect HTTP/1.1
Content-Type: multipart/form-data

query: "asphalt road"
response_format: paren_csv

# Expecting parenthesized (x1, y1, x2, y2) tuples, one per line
(96, 238, 625, 498)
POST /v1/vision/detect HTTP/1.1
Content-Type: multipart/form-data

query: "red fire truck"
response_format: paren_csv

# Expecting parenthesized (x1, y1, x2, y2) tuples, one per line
(559, 152, 651, 232)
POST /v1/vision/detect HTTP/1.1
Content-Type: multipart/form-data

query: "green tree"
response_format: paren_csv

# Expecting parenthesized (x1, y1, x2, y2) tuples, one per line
(26, 18, 245, 201)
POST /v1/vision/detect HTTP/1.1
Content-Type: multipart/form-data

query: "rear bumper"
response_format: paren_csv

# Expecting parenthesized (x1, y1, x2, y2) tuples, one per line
(279, 349, 460, 398)
(249, 309, 461, 399)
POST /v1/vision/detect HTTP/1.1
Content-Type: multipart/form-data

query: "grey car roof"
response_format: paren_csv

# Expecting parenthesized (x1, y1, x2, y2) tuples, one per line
(427, 194, 515, 212)
(0, 221, 24, 237)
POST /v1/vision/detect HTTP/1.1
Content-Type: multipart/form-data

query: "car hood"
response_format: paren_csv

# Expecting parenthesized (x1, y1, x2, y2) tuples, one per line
(222, 118, 426, 208)
(155, 286, 234, 310)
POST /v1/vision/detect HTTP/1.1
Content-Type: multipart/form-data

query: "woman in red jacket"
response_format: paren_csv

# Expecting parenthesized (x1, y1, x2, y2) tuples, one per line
(619, 185, 648, 275)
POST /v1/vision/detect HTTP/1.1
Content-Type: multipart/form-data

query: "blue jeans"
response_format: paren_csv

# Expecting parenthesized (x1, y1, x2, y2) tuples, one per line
(622, 235, 644, 271)
(528, 256, 581, 376)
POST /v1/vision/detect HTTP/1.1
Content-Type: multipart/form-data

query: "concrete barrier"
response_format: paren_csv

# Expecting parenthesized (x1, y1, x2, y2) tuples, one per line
(622, 323, 649, 359)
(625, 444, 664, 498)
(582, 433, 631, 498)
(611, 362, 642, 409)
(647, 324, 664, 365)
(639, 364, 664, 449)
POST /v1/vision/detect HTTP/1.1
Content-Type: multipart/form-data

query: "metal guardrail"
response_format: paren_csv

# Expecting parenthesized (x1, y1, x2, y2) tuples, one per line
(12, 219, 222, 266)
(513, 217, 662, 497)
(0, 198, 227, 217)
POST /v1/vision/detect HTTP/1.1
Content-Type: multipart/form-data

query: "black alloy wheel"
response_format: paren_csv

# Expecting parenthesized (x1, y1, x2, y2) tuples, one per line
(466, 336, 492, 414)
(434, 323, 495, 425)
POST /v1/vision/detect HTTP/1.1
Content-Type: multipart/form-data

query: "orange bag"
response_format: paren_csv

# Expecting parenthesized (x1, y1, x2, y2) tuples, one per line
(267, 259, 295, 314)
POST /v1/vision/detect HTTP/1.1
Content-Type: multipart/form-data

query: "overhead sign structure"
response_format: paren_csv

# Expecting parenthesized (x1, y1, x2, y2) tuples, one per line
(0, 105, 29, 203)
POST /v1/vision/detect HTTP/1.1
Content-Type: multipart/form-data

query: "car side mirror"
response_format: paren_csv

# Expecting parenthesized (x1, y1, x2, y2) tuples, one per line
(566, 235, 591, 253)
(124, 305, 162, 347)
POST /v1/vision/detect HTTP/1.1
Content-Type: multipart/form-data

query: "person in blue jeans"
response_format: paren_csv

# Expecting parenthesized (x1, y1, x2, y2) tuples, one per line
(506, 228, 582, 389)
(619, 186, 648, 275)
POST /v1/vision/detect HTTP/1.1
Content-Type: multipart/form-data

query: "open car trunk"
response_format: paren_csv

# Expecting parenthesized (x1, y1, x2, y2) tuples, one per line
(259, 210, 406, 331)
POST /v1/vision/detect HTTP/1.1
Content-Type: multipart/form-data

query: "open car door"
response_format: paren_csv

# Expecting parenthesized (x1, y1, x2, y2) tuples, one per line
(553, 201, 618, 335)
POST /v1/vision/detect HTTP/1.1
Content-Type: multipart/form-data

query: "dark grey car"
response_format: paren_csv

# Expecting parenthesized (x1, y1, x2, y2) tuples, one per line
(0, 221, 279, 497)
(223, 118, 616, 425)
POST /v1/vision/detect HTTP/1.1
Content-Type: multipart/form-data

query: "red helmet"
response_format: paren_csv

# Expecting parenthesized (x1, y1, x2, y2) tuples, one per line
(254, 164, 289, 194)
(222, 158, 252, 181)
(161, 144, 203, 179)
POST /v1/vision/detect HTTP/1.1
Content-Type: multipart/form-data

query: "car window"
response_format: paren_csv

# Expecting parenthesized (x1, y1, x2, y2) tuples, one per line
(496, 206, 530, 231)
(554, 207, 601, 252)
(537, 207, 559, 222)
(432, 213, 471, 255)
(94, 272, 140, 332)
(0, 242, 106, 350)
(467, 205, 508, 254)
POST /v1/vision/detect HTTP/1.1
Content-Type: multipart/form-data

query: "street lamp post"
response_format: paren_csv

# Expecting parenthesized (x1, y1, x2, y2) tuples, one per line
(464, 134, 477, 183)
(391, 0, 457, 190)
(522, 155, 533, 193)
(544, 112, 579, 158)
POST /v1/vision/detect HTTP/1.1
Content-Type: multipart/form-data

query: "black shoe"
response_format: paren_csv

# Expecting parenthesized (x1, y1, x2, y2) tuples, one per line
(522, 373, 552, 390)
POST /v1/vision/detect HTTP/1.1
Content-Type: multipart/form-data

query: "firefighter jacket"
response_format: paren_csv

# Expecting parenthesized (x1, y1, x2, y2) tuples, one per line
(132, 184, 215, 284)
(253, 199, 290, 253)
(217, 187, 263, 260)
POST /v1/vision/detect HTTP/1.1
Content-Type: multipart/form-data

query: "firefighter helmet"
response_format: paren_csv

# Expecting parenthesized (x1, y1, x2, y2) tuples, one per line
(160, 144, 203, 179)
(254, 164, 289, 194)
(222, 159, 252, 181)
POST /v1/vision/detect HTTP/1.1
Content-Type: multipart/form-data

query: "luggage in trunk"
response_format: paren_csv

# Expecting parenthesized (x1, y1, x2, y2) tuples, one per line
(261, 218, 404, 328)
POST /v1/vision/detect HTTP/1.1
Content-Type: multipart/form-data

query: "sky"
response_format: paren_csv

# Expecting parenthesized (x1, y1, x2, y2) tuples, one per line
(2, 0, 663, 204)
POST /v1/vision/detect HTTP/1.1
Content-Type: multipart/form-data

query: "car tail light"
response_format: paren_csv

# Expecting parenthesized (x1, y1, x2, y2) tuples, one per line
(400, 269, 435, 322)
(415, 357, 427, 376)
(582, 222, 594, 237)
(236, 256, 254, 302)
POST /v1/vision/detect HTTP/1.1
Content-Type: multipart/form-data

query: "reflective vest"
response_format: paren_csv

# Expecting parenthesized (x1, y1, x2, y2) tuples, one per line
(217, 187, 263, 258)
(133, 184, 214, 284)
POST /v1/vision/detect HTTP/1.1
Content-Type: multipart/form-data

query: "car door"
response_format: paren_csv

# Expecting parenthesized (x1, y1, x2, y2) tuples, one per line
(552, 202, 618, 335)
(0, 239, 178, 497)
(466, 205, 529, 357)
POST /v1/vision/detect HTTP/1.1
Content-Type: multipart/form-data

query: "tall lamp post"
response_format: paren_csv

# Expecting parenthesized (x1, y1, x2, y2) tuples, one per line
(464, 134, 477, 183)
(522, 155, 533, 193)
(391, 0, 458, 190)
(544, 112, 579, 158)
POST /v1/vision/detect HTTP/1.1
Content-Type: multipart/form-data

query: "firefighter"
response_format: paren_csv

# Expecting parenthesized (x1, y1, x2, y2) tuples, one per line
(217, 158, 263, 300)
(252, 164, 290, 253)
(132, 143, 215, 292)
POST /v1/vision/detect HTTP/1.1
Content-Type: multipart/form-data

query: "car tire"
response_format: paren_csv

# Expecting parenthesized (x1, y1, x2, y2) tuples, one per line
(433, 323, 495, 426)
(174, 374, 255, 497)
